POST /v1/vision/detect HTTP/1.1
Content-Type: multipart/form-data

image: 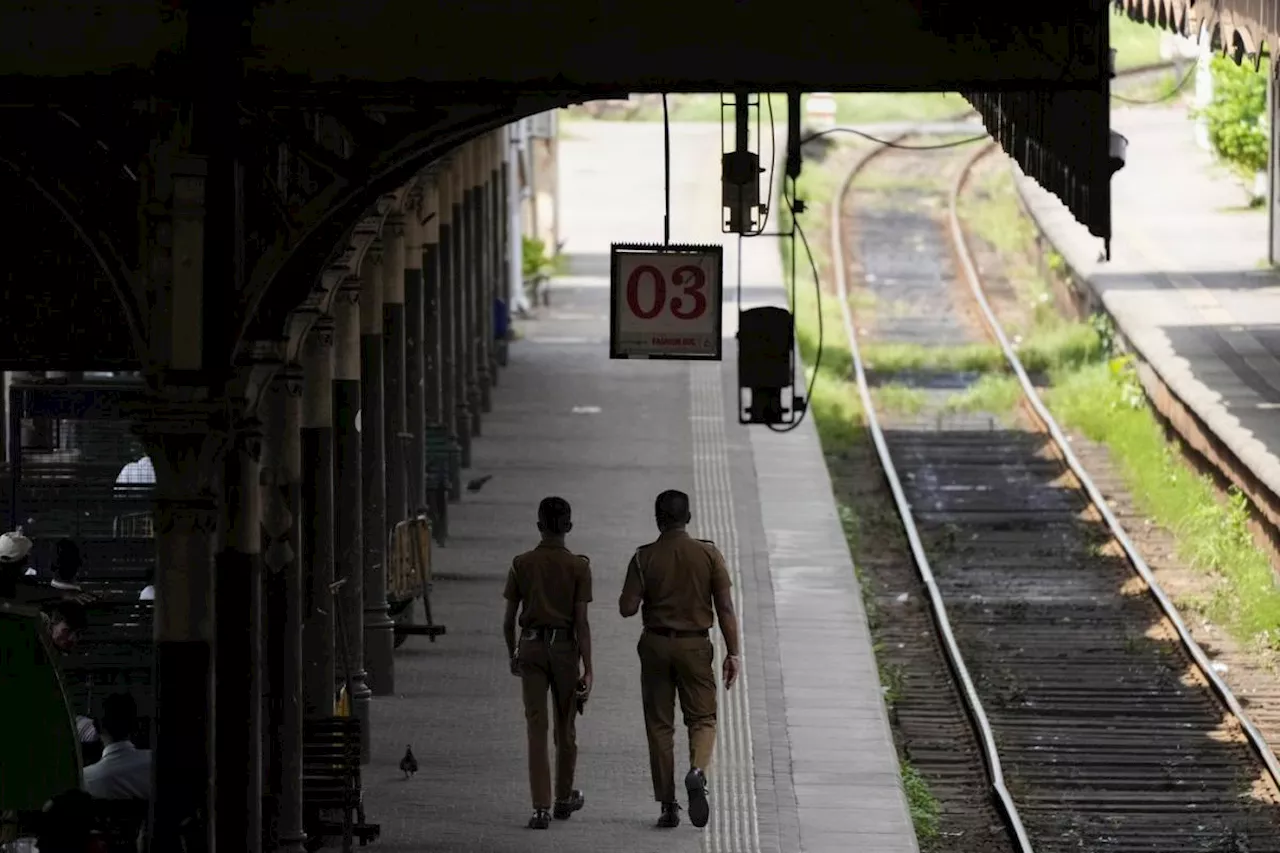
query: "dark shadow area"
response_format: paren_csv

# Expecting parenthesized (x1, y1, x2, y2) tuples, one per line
(0, 170, 138, 370)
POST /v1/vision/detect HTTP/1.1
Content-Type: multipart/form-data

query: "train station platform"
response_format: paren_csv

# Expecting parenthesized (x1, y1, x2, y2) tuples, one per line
(359, 122, 919, 853)
(1017, 105, 1280, 521)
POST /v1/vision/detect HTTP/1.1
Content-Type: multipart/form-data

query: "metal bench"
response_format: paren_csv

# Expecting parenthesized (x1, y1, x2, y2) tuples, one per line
(423, 425, 460, 544)
(303, 716, 380, 852)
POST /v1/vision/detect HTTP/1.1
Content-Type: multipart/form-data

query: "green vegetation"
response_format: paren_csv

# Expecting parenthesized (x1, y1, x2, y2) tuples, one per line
(1110, 14, 1167, 71)
(1045, 358, 1280, 650)
(873, 384, 927, 416)
(1198, 55, 1269, 179)
(901, 761, 941, 843)
(944, 374, 1022, 415)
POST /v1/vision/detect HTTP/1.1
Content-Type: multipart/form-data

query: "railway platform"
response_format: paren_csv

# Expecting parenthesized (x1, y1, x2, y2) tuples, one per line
(1017, 105, 1280, 522)
(359, 122, 919, 853)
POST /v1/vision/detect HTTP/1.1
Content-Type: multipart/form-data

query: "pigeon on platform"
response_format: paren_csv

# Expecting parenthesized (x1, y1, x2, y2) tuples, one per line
(400, 745, 418, 779)
(466, 474, 493, 493)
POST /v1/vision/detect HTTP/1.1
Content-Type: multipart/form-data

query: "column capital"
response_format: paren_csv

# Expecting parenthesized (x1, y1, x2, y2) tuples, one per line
(280, 364, 305, 398)
(338, 276, 362, 302)
(382, 215, 407, 239)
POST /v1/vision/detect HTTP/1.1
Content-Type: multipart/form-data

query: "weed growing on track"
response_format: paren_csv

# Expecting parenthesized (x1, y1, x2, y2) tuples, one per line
(945, 374, 1022, 416)
(901, 761, 942, 843)
(874, 384, 928, 416)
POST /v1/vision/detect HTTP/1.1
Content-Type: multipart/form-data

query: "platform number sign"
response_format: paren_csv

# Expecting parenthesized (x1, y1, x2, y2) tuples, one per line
(609, 243, 724, 360)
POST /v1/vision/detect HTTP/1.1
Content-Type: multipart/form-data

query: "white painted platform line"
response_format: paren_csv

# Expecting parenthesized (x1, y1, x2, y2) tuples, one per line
(691, 361, 762, 853)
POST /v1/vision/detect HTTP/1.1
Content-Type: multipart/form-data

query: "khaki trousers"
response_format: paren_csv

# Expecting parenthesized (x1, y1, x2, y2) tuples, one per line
(637, 630, 717, 803)
(518, 636, 581, 808)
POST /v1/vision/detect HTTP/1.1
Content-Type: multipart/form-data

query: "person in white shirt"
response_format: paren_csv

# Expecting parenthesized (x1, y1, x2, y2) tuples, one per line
(83, 692, 151, 800)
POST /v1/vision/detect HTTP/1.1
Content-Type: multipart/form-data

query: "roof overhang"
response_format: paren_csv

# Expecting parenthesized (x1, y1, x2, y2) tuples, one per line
(1115, 0, 1277, 68)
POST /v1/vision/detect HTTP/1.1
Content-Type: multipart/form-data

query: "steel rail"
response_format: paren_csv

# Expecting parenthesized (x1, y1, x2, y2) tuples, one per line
(946, 140, 1280, 794)
(829, 136, 1036, 853)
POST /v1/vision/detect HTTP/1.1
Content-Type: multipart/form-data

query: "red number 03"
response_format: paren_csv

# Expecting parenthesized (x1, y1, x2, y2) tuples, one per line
(625, 264, 708, 321)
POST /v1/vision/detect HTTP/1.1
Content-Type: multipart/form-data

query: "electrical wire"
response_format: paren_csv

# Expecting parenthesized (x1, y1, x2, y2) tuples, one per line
(765, 174, 821, 434)
(802, 126, 988, 149)
(750, 93, 778, 237)
(1110, 59, 1198, 104)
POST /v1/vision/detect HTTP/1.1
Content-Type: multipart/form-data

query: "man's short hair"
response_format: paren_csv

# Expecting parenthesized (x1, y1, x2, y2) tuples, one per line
(100, 692, 139, 742)
(538, 496, 572, 535)
(45, 600, 88, 633)
(655, 490, 691, 528)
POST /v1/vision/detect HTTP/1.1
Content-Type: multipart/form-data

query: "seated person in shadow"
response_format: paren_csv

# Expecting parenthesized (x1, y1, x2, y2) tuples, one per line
(83, 693, 151, 802)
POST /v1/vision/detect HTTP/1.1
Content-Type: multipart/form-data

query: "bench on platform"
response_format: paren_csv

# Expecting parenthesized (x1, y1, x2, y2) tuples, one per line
(303, 717, 380, 852)
(89, 798, 148, 853)
(423, 425, 460, 545)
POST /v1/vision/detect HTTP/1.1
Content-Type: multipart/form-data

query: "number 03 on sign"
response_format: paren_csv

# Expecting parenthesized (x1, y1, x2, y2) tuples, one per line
(609, 243, 724, 360)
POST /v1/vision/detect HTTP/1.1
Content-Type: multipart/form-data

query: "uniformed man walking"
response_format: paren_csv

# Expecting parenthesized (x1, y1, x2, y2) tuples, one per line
(503, 496, 594, 829)
(618, 489, 741, 829)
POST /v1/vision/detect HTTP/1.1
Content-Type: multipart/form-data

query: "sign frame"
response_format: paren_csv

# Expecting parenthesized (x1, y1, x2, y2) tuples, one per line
(608, 242, 725, 361)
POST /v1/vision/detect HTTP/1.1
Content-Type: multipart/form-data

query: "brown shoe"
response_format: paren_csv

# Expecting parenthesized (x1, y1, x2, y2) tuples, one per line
(657, 802, 681, 828)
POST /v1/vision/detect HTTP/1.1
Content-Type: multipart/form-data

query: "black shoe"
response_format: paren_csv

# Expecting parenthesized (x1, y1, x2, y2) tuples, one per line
(553, 790, 585, 820)
(685, 767, 709, 828)
(657, 801, 681, 828)
(527, 808, 551, 829)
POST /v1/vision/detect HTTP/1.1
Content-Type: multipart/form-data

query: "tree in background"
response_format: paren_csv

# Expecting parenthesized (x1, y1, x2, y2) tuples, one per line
(1199, 54, 1269, 193)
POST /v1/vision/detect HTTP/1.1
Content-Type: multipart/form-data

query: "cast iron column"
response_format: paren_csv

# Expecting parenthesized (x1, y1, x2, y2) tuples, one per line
(451, 159, 473, 469)
(476, 139, 493, 414)
(332, 283, 372, 758)
(382, 218, 409, 531)
(489, 131, 503, 389)
(464, 144, 484, 439)
(439, 163, 462, 500)
(404, 210, 426, 512)
(261, 369, 307, 853)
(360, 248, 395, 697)
(134, 404, 225, 853)
(301, 323, 336, 717)
(423, 179, 443, 429)
(214, 414, 264, 853)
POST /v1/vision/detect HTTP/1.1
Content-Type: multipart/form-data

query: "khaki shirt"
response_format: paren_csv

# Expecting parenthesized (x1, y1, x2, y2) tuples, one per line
(503, 542, 592, 630)
(621, 530, 731, 632)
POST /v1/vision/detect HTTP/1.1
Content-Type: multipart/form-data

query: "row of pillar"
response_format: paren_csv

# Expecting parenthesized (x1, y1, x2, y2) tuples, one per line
(143, 130, 514, 853)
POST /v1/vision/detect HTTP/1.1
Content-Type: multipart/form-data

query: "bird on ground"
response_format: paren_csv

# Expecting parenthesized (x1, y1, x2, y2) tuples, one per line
(466, 474, 493, 493)
(400, 745, 418, 779)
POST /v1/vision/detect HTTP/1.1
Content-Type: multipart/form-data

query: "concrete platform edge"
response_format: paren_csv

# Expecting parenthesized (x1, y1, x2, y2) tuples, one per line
(746, 391, 920, 853)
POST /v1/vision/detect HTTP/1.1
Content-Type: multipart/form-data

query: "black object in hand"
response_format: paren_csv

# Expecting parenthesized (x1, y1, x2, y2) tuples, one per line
(575, 679, 589, 715)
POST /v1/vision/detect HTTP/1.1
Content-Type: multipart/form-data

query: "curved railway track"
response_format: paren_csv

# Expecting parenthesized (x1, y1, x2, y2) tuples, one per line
(830, 131, 1280, 851)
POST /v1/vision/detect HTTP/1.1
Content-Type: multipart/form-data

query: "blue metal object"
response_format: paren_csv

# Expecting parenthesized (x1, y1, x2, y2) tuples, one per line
(494, 297, 509, 341)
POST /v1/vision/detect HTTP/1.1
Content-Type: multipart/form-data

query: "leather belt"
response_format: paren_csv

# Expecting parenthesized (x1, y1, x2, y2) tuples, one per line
(522, 626, 575, 643)
(645, 626, 709, 638)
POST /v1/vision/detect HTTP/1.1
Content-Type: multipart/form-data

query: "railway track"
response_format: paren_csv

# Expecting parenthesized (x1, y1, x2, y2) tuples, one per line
(830, 132, 1280, 851)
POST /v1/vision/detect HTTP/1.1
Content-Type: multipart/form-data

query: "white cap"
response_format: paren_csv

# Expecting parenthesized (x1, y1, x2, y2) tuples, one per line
(0, 529, 32, 563)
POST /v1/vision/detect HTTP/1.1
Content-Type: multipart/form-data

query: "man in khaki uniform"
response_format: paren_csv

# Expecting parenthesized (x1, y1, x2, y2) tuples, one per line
(618, 489, 741, 829)
(503, 496, 594, 829)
